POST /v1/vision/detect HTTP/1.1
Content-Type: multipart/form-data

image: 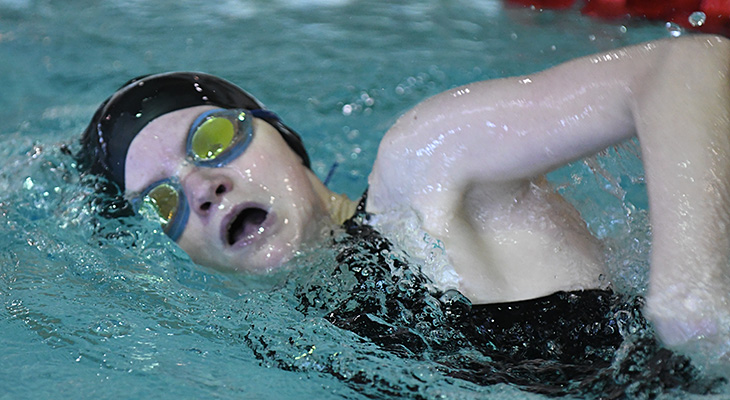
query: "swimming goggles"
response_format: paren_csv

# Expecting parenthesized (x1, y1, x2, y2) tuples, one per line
(131, 108, 277, 241)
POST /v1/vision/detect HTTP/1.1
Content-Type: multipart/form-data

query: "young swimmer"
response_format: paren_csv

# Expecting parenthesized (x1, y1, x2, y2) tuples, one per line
(80, 34, 730, 363)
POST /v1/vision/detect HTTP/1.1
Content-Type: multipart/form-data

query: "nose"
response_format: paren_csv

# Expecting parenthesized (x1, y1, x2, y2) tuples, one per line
(183, 170, 234, 217)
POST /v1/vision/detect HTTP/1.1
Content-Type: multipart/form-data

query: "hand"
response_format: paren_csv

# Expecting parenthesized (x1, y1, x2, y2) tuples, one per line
(646, 284, 730, 363)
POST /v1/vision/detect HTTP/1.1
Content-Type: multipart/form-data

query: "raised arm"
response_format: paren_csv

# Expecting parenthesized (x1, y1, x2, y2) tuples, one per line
(369, 35, 730, 352)
(369, 38, 653, 198)
(634, 36, 730, 354)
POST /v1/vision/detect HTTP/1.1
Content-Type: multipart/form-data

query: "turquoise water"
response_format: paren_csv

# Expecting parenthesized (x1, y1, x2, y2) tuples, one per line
(1, 0, 725, 398)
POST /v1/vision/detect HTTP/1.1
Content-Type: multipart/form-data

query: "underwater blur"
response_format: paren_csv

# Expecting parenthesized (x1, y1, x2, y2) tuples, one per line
(1, 0, 729, 398)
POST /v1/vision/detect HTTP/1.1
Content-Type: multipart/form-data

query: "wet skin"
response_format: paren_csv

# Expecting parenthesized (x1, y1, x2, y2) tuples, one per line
(124, 35, 730, 356)
(125, 105, 347, 272)
(368, 35, 730, 353)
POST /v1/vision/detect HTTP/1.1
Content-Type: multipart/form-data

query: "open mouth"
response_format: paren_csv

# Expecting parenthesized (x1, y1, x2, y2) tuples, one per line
(226, 207, 269, 246)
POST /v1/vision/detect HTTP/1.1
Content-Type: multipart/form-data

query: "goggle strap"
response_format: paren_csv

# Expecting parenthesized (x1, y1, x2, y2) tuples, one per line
(250, 109, 280, 121)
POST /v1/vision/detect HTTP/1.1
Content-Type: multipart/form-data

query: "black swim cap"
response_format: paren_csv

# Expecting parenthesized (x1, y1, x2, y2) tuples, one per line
(80, 72, 310, 191)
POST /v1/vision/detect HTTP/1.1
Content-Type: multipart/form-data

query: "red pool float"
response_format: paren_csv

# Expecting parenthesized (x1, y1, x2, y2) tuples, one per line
(506, 0, 730, 37)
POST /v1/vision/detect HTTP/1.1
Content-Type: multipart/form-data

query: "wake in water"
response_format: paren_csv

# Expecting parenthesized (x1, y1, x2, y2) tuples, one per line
(0, 136, 727, 399)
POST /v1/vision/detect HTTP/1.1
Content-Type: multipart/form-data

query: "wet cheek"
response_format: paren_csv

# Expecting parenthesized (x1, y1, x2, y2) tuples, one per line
(283, 178, 301, 195)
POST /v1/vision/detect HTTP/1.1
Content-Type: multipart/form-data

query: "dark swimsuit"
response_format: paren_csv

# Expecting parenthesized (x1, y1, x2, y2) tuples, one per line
(302, 193, 723, 398)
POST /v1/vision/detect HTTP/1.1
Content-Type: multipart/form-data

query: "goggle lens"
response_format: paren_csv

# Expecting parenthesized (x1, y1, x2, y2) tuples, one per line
(141, 183, 180, 228)
(188, 110, 251, 165)
(134, 179, 188, 242)
(191, 117, 235, 160)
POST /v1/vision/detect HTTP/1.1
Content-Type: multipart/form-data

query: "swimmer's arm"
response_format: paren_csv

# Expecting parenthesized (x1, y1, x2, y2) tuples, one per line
(370, 35, 730, 350)
(633, 36, 730, 351)
(369, 36, 659, 207)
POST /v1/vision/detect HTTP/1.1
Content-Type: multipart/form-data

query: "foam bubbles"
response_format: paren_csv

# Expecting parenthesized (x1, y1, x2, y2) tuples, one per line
(369, 208, 461, 292)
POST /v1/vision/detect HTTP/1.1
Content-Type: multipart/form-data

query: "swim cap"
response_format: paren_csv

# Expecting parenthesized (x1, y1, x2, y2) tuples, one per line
(80, 72, 310, 191)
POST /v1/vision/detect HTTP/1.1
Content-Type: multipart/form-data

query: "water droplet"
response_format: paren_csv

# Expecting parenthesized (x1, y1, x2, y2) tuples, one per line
(588, 34, 596, 41)
(415, 321, 430, 331)
(22, 177, 34, 190)
(666, 22, 683, 37)
(362, 93, 374, 106)
(342, 104, 353, 116)
(29, 145, 43, 158)
(689, 11, 706, 27)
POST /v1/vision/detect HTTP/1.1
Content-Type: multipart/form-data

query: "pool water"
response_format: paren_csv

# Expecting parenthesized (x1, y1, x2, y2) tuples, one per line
(1, 0, 727, 398)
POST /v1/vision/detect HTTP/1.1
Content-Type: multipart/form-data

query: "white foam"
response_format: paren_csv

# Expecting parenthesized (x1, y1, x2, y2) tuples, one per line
(369, 206, 461, 292)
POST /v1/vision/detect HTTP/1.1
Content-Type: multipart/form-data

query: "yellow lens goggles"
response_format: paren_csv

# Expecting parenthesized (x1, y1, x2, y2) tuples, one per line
(132, 108, 261, 241)
(134, 179, 188, 241)
(187, 108, 255, 166)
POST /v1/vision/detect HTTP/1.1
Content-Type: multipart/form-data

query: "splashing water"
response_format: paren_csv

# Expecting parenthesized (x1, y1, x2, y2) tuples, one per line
(2, 0, 730, 398)
(689, 11, 707, 28)
(666, 22, 685, 37)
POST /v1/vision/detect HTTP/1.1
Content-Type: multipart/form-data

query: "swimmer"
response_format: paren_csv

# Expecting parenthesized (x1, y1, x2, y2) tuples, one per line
(80, 34, 730, 357)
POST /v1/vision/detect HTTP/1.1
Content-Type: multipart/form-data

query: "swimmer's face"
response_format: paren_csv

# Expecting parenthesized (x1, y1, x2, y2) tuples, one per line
(124, 106, 329, 272)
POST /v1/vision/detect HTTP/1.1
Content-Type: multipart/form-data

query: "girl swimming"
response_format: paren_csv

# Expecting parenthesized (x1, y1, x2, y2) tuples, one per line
(80, 34, 730, 362)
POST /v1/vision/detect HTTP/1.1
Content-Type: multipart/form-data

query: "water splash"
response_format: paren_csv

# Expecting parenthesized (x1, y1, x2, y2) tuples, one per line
(689, 11, 707, 27)
(666, 22, 684, 37)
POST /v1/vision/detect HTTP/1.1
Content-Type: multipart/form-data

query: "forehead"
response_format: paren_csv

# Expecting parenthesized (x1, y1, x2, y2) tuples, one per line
(124, 105, 216, 193)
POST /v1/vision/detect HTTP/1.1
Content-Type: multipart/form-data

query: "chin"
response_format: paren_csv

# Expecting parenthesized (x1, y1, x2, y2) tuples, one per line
(235, 237, 302, 273)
